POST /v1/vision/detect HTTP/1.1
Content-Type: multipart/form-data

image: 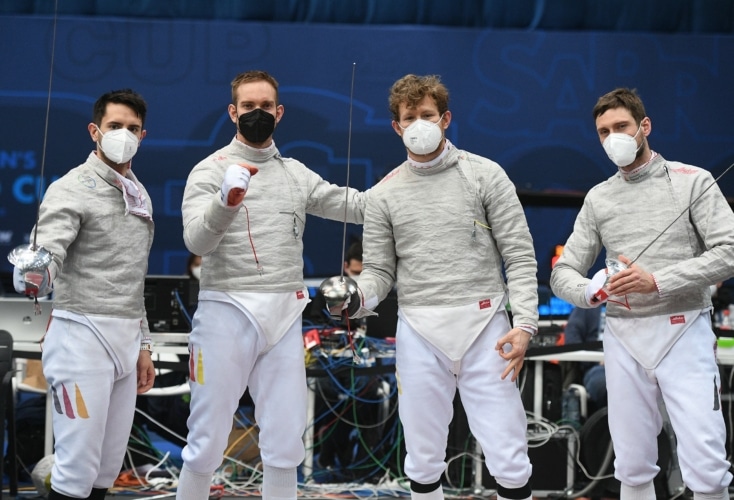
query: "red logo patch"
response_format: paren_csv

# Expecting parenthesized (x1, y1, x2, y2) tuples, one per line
(479, 299, 491, 310)
(296, 290, 305, 300)
(670, 315, 685, 325)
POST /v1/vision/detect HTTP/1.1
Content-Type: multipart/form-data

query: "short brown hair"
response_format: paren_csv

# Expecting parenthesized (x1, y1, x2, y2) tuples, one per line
(592, 87, 647, 124)
(92, 89, 147, 126)
(231, 70, 279, 105)
(388, 74, 449, 121)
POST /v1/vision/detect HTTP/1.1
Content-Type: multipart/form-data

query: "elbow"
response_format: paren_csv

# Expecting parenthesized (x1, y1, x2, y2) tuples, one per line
(183, 227, 217, 257)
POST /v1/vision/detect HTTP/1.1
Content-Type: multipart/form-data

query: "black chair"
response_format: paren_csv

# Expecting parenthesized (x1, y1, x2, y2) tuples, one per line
(0, 330, 18, 499)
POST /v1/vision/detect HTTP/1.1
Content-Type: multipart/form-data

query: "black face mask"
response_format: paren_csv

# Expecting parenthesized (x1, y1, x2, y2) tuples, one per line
(237, 108, 276, 144)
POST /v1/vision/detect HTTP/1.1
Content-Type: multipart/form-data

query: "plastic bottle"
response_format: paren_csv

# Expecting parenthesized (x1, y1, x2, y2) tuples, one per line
(562, 388, 581, 430)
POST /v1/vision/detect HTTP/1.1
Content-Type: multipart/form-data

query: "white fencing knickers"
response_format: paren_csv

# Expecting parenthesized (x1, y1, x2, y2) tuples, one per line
(180, 299, 307, 475)
(395, 312, 532, 491)
(42, 316, 139, 498)
(604, 313, 732, 494)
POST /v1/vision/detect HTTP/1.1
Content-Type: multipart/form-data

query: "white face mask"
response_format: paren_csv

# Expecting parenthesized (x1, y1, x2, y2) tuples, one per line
(602, 123, 642, 167)
(399, 115, 444, 155)
(190, 265, 201, 281)
(97, 126, 139, 164)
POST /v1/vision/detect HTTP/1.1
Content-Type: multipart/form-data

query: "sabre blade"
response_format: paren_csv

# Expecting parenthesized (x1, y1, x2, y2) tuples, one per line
(7, 0, 59, 314)
(339, 62, 357, 280)
(629, 161, 734, 265)
(33, 0, 59, 249)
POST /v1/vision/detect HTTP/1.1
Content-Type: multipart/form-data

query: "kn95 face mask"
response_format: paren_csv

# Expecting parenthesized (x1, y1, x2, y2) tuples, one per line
(602, 123, 642, 167)
(238, 108, 276, 144)
(97, 126, 139, 164)
(400, 115, 444, 155)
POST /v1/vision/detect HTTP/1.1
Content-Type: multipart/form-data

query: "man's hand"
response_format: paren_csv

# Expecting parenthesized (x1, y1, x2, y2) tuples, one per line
(324, 290, 362, 320)
(606, 254, 657, 296)
(495, 327, 532, 381)
(136, 351, 156, 394)
(584, 268, 609, 307)
(221, 163, 259, 207)
(13, 266, 52, 297)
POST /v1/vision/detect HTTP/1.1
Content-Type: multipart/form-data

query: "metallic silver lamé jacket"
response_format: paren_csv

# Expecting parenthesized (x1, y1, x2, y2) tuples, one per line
(33, 151, 154, 322)
(356, 144, 539, 331)
(551, 154, 734, 318)
(182, 137, 368, 293)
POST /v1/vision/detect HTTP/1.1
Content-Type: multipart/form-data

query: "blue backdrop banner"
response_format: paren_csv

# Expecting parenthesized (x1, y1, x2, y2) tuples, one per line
(1, 15, 733, 285)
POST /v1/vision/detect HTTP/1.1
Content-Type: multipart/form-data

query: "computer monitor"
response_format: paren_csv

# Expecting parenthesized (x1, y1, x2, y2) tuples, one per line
(143, 275, 198, 333)
(537, 285, 573, 320)
(0, 297, 52, 342)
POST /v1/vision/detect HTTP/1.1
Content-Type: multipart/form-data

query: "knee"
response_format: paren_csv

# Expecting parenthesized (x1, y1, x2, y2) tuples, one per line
(258, 436, 305, 469)
(181, 431, 232, 472)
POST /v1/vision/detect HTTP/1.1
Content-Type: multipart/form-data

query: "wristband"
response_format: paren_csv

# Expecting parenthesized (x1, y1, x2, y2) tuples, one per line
(140, 337, 153, 352)
(517, 325, 537, 337)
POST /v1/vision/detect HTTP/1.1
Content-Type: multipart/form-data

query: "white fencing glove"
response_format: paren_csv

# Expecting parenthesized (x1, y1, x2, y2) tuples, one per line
(221, 163, 258, 207)
(584, 268, 609, 307)
(13, 265, 52, 297)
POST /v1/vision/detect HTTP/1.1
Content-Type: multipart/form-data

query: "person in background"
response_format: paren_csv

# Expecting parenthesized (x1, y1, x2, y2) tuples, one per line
(551, 87, 734, 500)
(185, 252, 202, 317)
(176, 70, 368, 500)
(12, 89, 155, 500)
(342, 74, 538, 500)
(186, 253, 202, 281)
(343, 240, 364, 276)
(563, 305, 607, 412)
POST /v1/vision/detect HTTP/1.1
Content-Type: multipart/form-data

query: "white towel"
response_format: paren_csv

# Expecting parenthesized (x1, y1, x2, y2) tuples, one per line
(113, 171, 152, 220)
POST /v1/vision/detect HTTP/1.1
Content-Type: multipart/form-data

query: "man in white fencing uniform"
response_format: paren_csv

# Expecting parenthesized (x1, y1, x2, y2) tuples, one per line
(177, 70, 369, 500)
(342, 74, 538, 500)
(551, 87, 734, 500)
(13, 89, 156, 500)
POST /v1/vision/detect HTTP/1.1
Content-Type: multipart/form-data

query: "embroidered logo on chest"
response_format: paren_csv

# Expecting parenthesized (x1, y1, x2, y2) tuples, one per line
(77, 174, 96, 189)
(479, 299, 491, 310)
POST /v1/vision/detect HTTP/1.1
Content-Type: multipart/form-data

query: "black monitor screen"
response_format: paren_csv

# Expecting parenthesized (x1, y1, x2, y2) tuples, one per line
(143, 275, 198, 333)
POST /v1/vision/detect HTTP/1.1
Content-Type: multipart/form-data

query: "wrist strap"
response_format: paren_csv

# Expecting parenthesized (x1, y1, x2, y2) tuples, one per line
(140, 337, 153, 352)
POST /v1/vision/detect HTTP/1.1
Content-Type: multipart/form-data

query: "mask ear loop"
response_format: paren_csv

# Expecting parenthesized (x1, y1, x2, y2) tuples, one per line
(632, 121, 643, 139)
(632, 122, 645, 156)
(94, 124, 106, 155)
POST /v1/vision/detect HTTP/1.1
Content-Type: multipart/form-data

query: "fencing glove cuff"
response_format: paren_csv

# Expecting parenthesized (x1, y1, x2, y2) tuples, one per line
(584, 268, 609, 307)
